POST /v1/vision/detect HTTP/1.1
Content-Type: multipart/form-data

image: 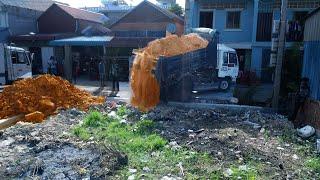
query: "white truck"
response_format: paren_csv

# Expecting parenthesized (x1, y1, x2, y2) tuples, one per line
(0, 44, 32, 85)
(155, 28, 239, 102)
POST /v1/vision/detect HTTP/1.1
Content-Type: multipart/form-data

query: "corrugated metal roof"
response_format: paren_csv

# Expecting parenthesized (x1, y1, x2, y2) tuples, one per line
(55, 4, 109, 24)
(49, 36, 114, 46)
(0, 0, 54, 11)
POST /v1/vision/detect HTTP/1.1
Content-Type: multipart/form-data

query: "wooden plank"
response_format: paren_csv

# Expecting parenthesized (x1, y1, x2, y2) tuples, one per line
(0, 115, 24, 130)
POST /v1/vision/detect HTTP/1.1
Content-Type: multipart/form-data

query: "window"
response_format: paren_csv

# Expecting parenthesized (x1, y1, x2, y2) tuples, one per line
(226, 11, 241, 29)
(229, 53, 238, 65)
(0, 12, 8, 28)
(223, 52, 228, 65)
(12, 52, 27, 64)
(199, 11, 213, 28)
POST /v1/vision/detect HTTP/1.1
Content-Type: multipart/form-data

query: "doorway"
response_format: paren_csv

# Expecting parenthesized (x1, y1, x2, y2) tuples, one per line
(28, 47, 42, 75)
(199, 11, 213, 28)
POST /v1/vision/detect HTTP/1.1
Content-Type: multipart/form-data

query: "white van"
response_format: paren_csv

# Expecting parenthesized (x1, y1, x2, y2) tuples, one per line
(217, 44, 239, 90)
(0, 44, 32, 85)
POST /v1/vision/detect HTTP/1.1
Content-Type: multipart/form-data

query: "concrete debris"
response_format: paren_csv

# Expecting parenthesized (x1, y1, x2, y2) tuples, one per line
(297, 125, 315, 138)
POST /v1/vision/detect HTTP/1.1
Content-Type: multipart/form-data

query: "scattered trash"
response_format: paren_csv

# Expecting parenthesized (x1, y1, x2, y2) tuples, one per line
(129, 168, 137, 174)
(297, 125, 315, 138)
(243, 120, 262, 129)
(143, 167, 151, 173)
(292, 154, 299, 160)
(128, 174, 135, 180)
(224, 168, 233, 177)
(168, 141, 182, 150)
(230, 97, 239, 104)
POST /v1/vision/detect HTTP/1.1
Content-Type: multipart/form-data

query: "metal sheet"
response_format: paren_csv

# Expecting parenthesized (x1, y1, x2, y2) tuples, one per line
(49, 36, 114, 46)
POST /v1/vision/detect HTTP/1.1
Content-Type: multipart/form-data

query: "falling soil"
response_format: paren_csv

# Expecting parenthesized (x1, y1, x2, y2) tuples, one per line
(0, 75, 104, 122)
(130, 34, 209, 111)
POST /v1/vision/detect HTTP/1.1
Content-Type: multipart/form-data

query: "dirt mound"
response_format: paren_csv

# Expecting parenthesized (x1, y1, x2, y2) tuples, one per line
(0, 75, 104, 122)
(130, 34, 208, 111)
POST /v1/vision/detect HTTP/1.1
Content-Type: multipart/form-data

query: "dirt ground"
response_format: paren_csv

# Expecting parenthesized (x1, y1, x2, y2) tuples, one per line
(0, 103, 318, 179)
(0, 108, 127, 179)
(141, 105, 318, 179)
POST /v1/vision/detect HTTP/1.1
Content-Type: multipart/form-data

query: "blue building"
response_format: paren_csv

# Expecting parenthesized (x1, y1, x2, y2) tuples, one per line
(302, 7, 320, 100)
(185, 0, 319, 82)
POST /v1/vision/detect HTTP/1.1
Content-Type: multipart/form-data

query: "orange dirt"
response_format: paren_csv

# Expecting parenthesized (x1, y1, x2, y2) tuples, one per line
(0, 75, 104, 123)
(130, 34, 208, 111)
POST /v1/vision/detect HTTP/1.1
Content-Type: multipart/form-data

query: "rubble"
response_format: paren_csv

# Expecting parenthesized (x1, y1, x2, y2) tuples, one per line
(297, 125, 316, 138)
(0, 75, 104, 123)
(0, 108, 126, 179)
(130, 34, 208, 111)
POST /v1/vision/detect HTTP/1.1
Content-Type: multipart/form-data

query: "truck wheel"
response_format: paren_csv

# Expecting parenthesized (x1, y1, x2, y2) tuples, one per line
(219, 79, 230, 91)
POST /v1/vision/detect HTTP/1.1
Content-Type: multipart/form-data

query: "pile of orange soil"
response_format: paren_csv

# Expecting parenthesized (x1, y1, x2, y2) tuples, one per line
(130, 34, 209, 111)
(0, 75, 104, 123)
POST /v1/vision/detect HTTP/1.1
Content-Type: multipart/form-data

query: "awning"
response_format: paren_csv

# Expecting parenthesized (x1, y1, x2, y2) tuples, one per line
(49, 36, 114, 46)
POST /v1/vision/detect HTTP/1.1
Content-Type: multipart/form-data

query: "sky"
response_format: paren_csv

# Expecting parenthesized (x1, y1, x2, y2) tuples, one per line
(56, 0, 185, 8)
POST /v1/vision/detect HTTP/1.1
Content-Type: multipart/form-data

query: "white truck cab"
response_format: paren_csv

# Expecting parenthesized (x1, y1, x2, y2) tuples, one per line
(0, 44, 32, 85)
(217, 44, 239, 90)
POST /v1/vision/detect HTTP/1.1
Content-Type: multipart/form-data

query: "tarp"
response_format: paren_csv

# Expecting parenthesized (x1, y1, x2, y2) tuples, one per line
(49, 36, 114, 46)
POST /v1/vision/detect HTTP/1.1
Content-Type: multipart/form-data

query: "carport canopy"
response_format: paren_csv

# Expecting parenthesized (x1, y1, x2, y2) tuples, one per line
(49, 36, 113, 46)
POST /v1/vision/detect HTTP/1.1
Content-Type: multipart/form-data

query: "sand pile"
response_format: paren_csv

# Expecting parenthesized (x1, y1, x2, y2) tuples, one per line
(130, 34, 208, 111)
(0, 75, 104, 123)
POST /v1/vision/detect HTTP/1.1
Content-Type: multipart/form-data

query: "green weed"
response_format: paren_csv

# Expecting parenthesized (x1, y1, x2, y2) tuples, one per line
(83, 111, 105, 127)
(72, 125, 90, 140)
(306, 157, 320, 173)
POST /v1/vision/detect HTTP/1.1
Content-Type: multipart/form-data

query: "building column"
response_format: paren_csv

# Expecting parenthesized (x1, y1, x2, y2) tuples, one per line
(252, 0, 259, 43)
(185, 0, 195, 33)
(64, 45, 72, 82)
(251, 0, 261, 77)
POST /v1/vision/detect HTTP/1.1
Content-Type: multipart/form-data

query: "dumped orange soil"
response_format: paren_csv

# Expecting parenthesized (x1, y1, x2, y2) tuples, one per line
(130, 34, 208, 111)
(0, 75, 104, 123)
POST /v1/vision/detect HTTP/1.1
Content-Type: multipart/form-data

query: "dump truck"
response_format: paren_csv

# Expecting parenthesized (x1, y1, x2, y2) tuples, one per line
(0, 44, 33, 85)
(155, 28, 239, 102)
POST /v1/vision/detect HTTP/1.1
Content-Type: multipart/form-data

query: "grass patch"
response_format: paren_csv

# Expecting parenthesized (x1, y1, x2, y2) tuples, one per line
(72, 125, 90, 140)
(306, 157, 320, 173)
(72, 109, 258, 179)
(83, 111, 105, 127)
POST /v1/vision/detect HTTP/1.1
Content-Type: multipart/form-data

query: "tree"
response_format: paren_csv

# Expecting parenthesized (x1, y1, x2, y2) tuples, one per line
(169, 3, 183, 17)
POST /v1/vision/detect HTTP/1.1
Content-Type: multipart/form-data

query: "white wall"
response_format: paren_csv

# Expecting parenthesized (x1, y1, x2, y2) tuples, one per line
(41, 47, 54, 73)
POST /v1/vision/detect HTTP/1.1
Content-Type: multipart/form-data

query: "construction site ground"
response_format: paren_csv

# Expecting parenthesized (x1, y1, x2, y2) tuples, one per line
(1, 100, 319, 179)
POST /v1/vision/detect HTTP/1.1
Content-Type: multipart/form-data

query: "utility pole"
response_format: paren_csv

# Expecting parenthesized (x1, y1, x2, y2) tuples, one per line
(272, 0, 287, 110)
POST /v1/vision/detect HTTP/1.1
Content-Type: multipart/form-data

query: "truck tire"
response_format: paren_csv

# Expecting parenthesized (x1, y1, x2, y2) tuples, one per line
(219, 78, 230, 91)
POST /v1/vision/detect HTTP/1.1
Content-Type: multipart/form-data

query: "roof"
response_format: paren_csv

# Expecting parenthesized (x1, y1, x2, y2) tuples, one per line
(10, 33, 76, 41)
(110, 0, 184, 28)
(52, 4, 109, 24)
(49, 36, 114, 46)
(305, 6, 320, 19)
(0, 0, 54, 11)
(218, 44, 236, 52)
(109, 37, 158, 48)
